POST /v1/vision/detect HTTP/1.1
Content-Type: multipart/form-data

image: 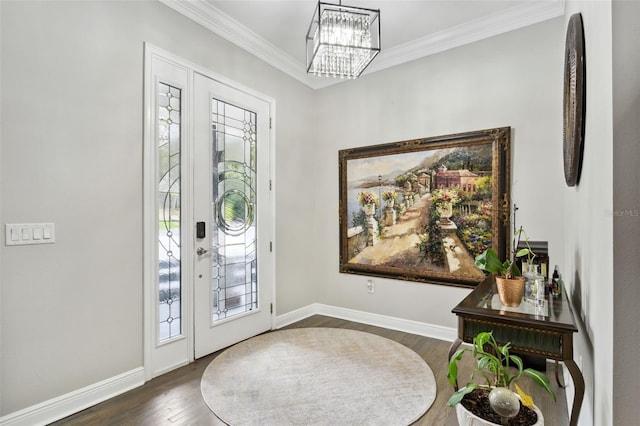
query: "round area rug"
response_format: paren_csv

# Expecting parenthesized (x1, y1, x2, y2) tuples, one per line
(201, 327, 436, 425)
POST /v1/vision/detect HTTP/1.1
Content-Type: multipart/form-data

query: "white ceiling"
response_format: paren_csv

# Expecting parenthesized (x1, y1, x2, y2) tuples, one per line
(160, 0, 565, 89)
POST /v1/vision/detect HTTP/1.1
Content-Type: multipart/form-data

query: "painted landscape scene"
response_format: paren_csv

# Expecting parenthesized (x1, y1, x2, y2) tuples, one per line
(344, 144, 495, 283)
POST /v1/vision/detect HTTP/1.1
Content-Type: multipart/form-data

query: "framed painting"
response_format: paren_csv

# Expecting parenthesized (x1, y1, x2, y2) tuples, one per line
(338, 127, 511, 288)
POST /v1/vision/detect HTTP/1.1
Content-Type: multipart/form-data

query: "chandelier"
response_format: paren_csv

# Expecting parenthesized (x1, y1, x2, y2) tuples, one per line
(305, 1, 381, 79)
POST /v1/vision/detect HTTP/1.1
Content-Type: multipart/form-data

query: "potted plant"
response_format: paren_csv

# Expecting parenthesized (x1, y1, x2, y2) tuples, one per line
(381, 190, 397, 208)
(474, 226, 533, 307)
(357, 191, 379, 216)
(432, 188, 460, 225)
(448, 331, 556, 426)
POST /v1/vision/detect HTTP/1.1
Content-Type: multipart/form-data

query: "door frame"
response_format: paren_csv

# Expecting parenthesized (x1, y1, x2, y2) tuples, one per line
(143, 43, 276, 381)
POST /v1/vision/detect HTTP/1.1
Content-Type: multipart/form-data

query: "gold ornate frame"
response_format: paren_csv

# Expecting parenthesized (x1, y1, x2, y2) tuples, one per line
(338, 127, 511, 288)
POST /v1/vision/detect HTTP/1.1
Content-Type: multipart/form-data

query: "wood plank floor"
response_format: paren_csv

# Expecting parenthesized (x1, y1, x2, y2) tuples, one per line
(51, 315, 569, 425)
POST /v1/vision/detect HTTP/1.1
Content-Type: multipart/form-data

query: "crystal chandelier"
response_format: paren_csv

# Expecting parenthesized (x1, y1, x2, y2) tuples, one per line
(306, 1, 381, 79)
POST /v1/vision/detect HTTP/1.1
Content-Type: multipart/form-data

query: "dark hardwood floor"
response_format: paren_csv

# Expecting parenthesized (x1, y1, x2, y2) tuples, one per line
(50, 315, 568, 425)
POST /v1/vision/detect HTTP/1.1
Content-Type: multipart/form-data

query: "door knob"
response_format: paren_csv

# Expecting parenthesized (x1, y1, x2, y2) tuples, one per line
(196, 247, 208, 256)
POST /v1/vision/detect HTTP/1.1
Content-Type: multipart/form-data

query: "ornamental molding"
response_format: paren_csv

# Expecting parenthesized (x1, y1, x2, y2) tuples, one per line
(159, 0, 564, 90)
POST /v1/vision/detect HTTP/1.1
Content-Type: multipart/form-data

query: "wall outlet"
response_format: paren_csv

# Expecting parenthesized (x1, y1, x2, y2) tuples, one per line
(367, 279, 375, 293)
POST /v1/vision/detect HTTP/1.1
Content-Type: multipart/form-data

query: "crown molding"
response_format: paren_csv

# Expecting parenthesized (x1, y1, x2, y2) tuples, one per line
(159, 0, 564, 90)
(158, 0, 320, 88)
(366, 0, 565, 74)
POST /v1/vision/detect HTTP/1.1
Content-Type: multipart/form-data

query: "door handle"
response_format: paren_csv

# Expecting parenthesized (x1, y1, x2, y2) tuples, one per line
(196, 247, 208, 256)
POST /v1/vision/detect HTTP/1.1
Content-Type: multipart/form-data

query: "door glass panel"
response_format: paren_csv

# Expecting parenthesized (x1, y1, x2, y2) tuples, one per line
(211, 99, 257, 322)
(158, 82, 182, 340)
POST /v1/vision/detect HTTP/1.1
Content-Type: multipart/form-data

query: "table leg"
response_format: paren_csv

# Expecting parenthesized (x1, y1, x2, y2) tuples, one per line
(448, 338, 463, 390)
(564, 359, 585, 426)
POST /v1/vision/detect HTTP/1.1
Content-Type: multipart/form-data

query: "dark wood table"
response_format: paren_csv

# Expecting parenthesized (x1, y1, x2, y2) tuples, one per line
(449, 275, 584, 426)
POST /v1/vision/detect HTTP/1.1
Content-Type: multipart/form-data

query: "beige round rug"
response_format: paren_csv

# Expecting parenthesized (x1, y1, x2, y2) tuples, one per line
(201, 327, 436, 425)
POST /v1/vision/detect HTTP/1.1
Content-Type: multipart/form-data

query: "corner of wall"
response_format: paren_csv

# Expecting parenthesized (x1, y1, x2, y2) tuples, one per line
(0, 0, 4, 415)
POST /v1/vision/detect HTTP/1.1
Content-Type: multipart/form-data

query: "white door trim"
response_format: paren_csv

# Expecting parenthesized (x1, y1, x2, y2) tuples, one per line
(143, 43, 276, 381)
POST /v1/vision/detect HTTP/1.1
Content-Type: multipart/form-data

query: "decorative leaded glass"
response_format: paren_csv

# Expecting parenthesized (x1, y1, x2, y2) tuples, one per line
(211, 99, 258, 322)
(158, 82, 182, 340)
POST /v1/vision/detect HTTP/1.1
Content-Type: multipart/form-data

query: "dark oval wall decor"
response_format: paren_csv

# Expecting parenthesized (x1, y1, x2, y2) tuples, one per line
(563, 13, 586, 187)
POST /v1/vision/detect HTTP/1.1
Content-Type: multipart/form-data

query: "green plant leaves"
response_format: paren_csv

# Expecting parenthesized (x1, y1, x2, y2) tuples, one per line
(474, 248, 505, 274)
(447, 383, 479, 407)
(447, 331, 557, 409)
(477, 355, 492, 371)
(499, 341, 511, 357)
(509, 354, 523, 373)
(511, 262, 522, 277)
(448, 347, 468, 389)
(523, 368, 557, 401)
(474, 331, 492, 347)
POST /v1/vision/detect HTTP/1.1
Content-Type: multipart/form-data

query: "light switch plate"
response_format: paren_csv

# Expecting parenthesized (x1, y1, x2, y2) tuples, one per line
(5, 223, 55, 246)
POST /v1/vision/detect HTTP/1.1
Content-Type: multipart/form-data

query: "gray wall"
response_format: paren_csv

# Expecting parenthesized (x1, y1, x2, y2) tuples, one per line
(313, 18, 566, 328)
(0, 0, 315, 414)
(612, 0, 640, 424)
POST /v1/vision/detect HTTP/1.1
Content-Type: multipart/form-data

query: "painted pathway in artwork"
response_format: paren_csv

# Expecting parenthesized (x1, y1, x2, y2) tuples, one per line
(442, 233, 485, 279)
(350, 193, 486, 281)
(350, 194, 431, 266)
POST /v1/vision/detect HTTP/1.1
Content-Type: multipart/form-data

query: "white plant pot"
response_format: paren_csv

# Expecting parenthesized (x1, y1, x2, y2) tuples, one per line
(362, 203, 376, 216)
(455, 402, 544, 426)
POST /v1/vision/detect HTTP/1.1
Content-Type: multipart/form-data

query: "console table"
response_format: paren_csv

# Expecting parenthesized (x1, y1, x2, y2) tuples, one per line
(449, 275, 584, 426)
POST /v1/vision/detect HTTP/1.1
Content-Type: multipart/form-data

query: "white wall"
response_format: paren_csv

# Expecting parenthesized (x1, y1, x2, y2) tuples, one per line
(562, 1, 614, 425)
(0, 0, 315, 415)
(313, 18, 566, 328)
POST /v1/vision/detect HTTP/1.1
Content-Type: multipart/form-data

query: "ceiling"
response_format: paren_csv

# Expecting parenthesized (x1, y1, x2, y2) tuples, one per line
(160, 0, 565, 89)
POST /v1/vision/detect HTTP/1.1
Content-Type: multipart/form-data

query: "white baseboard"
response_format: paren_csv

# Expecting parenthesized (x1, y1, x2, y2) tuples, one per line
(0, 367, 144, 426)
(274, 303, 323, 329)
(276, 303, 458, 342)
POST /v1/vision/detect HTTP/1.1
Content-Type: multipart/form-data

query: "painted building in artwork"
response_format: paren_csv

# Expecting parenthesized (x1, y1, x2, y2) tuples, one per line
(434, 165, 480, 193)
(418, 172, 431, 191)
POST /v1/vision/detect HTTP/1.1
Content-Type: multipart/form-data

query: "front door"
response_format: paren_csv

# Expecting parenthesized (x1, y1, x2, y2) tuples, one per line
(144, 45, 275, 378)
(193, 72, 274, 358)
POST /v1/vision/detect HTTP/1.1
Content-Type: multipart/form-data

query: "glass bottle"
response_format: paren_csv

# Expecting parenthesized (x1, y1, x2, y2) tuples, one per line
(534, 270, 545, 308)
(524, 264, 539, 300)
(552, 265, 563, 297)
